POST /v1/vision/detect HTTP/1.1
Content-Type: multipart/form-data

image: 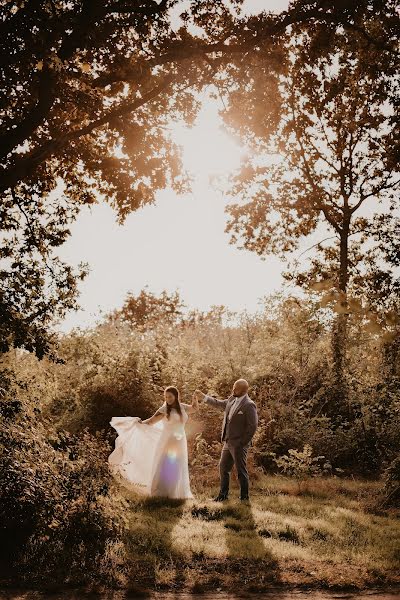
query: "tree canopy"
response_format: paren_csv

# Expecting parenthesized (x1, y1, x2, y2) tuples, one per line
(1, 0, 399, 357)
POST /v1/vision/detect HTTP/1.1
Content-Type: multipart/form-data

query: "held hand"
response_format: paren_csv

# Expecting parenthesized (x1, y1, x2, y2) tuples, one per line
(194, 389, 206, 403)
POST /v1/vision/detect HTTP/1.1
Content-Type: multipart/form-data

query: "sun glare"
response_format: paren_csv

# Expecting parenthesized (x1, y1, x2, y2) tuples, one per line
(171, 105, 244, 182)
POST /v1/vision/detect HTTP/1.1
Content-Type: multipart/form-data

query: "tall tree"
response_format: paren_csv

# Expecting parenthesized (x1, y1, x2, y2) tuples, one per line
(0, 189, 87, 359)
(224, 21, 399, 417)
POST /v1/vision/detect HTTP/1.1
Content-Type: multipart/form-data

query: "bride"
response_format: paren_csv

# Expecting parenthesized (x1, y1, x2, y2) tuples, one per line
(108, 386, 198, 499)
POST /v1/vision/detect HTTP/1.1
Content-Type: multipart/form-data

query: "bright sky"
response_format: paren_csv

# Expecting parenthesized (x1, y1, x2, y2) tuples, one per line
(56, 0, 294, 332)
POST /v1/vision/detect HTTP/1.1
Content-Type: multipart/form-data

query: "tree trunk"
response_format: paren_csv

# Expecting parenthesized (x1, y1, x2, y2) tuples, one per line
(331, 220, 350, 421)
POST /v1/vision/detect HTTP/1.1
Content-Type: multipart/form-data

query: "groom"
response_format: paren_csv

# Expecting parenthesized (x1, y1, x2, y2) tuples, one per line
(195, 379, 258, 502)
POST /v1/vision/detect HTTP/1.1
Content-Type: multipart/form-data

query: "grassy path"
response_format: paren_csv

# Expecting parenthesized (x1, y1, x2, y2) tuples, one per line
(120, 476, 400, 595)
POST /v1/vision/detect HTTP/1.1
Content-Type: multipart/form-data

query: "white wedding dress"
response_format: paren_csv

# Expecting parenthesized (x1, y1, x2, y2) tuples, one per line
(108, 402, 193, 499)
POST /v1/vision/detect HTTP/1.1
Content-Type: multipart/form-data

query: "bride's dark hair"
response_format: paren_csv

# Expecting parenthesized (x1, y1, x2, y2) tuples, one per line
(165, 386, 183, 421)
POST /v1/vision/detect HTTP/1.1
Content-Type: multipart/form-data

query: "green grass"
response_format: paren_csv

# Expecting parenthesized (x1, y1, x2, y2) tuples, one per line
(119, 475, 400, 594)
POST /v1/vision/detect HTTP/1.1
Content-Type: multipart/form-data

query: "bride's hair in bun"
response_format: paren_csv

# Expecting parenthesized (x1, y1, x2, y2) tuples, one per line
(165, 385, 183, 421)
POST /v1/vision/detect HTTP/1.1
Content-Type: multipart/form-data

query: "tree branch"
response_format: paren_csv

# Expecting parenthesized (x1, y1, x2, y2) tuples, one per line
(351, 177, 400, 214)
(1, 68, 58, 160)
(297, 235, 338, 259)
(0, 74, 175, 193)
(0, 0, 101, 160)
(104, 0, 169, 16)
(289, 92, 342, 233)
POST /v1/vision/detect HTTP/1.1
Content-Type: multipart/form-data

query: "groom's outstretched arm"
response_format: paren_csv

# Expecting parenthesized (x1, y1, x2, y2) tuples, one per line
(195, 390, 228, 412)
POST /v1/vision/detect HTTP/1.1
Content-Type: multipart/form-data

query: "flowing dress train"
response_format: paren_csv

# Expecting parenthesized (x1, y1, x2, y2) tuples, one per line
(108, 402, 193, 499)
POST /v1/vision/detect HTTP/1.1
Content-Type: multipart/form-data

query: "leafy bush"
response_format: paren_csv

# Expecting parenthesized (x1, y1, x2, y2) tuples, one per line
(189, 433, 222, 488)
(382, 456, 400, 508)
(45, 323, 160, 433)
(0, 368, 129, 587)
(274, 444, 333, 491)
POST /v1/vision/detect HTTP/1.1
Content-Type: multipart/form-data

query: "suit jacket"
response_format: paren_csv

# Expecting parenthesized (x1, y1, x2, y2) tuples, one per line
(204, 393, 258, 446)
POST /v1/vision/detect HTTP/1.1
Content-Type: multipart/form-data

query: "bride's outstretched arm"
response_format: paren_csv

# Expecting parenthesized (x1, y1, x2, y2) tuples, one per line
(141, 411, 164, 425)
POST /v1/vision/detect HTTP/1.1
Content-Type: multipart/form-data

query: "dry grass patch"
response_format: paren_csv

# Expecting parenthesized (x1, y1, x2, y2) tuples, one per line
(121, 475, 400, 593)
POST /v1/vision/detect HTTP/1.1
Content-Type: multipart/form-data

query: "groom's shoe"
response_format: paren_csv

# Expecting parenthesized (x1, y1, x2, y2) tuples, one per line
(213, 494, 228, 502)
(240, 496, 249, 502)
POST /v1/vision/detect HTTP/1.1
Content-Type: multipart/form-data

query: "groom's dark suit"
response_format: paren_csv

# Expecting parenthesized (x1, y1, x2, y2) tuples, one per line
(204, 393, 258, 499)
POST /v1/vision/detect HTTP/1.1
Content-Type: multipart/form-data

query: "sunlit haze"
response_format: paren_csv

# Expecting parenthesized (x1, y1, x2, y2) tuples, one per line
(56, 0, 291, 332)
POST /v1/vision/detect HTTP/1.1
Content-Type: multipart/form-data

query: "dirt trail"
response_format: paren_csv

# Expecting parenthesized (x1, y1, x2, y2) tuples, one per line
(1, 587, 400, 599)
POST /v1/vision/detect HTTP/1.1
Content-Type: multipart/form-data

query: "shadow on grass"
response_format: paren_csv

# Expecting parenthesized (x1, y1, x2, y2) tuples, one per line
(190, 499, 281, 594)
(224, 500, 281, 593)
(125, 495, 186, 594)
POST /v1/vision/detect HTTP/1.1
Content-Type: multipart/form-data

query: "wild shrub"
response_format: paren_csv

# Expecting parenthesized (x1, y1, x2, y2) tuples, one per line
(0, 368, 129, 586)
(381, 456, 400, 508)
(274, 444, 334, 491)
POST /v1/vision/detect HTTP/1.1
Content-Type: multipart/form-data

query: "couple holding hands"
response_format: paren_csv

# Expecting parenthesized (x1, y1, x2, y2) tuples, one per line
(108, 379, 258, 501)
